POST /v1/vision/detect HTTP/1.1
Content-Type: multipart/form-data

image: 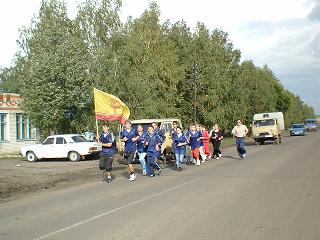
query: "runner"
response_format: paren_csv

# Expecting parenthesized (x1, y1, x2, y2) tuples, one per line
(231, 119, 249, 159)
(188, 124, 202, 166)
(196, 124, 206, 163)
(144, 125, 163, 177)
(136, 124, 147, 176)
(119, 120, 139, 181)
(151, 122, 165, 173)
(98, 122, 115, 183)
(210, 124, 224, 159)
(201, 125, 211, 159)
(172, 126, 189, 171)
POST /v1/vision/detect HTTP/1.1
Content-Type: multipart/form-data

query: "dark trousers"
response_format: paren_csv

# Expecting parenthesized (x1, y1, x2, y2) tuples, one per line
(212, 141, 222, 158)
(146, 153, 161, 175)
(236, 137, 246, 156)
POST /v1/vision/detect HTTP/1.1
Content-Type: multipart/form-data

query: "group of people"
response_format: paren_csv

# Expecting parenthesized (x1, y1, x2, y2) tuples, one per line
(97, 119, 248, 183)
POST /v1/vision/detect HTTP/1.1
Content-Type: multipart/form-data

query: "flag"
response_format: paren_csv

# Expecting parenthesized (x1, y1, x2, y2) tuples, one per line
(93, 88, 130, 124)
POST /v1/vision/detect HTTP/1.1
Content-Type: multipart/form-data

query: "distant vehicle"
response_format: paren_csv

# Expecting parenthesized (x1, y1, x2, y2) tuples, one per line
(20, 134, 101, 162)
(117, 118, 182, 159)
(252, 112, 284, 145)
(304, 119, 318, 132)
(289, 124, 307, 136)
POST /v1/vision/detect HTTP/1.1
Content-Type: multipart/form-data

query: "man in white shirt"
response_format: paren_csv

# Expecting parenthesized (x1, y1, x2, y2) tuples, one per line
(231, 120, 249, 159)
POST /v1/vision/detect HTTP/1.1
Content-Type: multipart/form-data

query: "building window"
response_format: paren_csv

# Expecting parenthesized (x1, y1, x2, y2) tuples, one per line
(16, 113, 36, 140)
(0, 113, 7, 142)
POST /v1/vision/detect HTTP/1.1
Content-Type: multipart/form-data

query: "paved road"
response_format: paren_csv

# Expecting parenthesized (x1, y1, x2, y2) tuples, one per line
(1, 132, 320, 240)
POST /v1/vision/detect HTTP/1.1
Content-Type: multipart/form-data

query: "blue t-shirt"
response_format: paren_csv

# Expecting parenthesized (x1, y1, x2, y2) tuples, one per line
(170, 128, 178, 139)
(99, 132, 115, 155)
(136, 132, 147, 153)
(120, 128, 138, 153)
(154, 128, 166, 143)
(189, 131, 202, 150)
(145, 132, 163, 155)
(198, 130, 204, 147)
(173, 133, 188, 154)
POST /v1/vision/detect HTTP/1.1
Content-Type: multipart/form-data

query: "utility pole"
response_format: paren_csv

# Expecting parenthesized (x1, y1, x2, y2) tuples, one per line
(192, 63, 197, 123)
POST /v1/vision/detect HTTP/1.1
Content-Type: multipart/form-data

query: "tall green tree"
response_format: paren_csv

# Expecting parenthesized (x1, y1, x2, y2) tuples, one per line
(16, 0, 92, 135)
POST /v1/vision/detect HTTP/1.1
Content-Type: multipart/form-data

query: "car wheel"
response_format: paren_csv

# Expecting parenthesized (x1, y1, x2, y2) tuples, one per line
(68, 151, 80, 162)
(26, 151, 38, 162)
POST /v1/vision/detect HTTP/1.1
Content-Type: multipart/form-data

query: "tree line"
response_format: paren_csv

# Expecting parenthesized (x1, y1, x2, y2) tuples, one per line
(0, 0, 315, 136)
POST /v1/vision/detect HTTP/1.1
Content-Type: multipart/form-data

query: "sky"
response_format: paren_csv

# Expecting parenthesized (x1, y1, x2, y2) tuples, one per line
(0, 0, 319, 114)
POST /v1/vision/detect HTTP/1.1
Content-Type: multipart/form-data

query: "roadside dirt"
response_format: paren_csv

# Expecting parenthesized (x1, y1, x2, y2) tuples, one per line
(0, 139, 247, 203)
(0, 156, 132, 203)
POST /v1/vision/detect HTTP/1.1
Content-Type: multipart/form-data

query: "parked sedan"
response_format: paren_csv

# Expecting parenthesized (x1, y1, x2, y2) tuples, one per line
(289, 124, 307, 136)
(20, 134, 101, 162)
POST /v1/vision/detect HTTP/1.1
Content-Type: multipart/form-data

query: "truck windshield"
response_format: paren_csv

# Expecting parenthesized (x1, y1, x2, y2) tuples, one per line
(254, 119, 275, 127)
(305, 119, 316, 124)
(131, 123, 153, 133)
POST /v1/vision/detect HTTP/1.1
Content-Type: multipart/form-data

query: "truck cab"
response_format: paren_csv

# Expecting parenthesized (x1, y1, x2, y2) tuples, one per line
(304, 119, 318, 132)
(252, 112, 284, 145)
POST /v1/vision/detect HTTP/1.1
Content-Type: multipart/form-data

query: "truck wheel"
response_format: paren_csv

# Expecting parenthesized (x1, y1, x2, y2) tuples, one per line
(275, 136, 280, 144)
(68, 151, 80, 162)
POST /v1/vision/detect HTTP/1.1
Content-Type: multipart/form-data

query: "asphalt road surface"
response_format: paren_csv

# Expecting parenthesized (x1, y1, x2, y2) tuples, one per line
(1, 132, 320, 240)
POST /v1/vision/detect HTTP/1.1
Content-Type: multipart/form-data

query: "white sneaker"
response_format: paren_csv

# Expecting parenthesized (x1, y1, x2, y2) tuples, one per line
(216, 157, 220, 160)
(218, 154, 222, 158)
(129, 173, 136, 181)
(196, 159, 201, 166)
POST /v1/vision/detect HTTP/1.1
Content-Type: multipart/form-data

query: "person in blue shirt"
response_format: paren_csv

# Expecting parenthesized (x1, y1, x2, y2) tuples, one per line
(144, 125, 163, 177)
(120, 120, 139, 182)
(196, 124, 207, 163)
(172, 126, 188, 171)
(188, 124, 203, 166)
(169, 121, 180, 139)
(98, 122, 115, 183)
(151, 122, 166, 165)
(136, 124, 147, 176)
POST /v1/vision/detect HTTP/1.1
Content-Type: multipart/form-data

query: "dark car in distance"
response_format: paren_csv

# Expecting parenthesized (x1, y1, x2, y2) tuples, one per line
(289, 124, 307, 136)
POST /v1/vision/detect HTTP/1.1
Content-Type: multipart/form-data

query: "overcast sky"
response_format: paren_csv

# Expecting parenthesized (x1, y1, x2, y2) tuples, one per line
(0, 0, 319, 114)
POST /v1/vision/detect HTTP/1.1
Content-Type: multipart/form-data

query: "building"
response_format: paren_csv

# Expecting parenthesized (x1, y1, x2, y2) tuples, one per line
(0, 93, 37, 156)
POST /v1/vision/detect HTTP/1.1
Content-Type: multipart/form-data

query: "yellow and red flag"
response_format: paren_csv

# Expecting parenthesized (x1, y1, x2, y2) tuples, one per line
(93, 88, 130, 124)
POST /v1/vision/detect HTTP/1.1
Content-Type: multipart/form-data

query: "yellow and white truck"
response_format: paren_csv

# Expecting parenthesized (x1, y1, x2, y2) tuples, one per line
(252, 112, 284, 145)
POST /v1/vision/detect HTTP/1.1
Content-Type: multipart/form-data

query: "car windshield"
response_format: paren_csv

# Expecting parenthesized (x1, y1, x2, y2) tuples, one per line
(292, 124, 305, 128)
(71, 135, 88, 143)
(254, 119, 275, 127)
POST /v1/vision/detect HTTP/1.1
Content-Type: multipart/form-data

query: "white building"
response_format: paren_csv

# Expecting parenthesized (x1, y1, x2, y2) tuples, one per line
(0, 93, 37, 156)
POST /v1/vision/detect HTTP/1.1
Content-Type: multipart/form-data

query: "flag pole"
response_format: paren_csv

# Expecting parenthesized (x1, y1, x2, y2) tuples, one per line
(95, 118, 99, 142)
(93, 88, 99, 142)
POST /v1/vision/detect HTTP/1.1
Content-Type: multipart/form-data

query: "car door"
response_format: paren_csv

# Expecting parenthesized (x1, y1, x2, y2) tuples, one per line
(53, 137, 68, 158)
(39, 137, 56, 158)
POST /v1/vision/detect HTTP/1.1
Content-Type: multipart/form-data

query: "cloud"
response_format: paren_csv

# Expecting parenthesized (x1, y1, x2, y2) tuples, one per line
(308, 0, 320, 20)
(231, 2, 320, 114)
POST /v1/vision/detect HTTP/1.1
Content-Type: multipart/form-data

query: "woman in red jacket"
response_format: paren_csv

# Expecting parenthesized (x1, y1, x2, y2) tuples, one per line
(201, 125, 211, 160)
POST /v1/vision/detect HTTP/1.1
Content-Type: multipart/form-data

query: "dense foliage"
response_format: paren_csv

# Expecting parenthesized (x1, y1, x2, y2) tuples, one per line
(0, 0, 315, 135)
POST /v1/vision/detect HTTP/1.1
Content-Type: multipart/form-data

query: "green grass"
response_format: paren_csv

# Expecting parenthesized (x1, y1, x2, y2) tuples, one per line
(221, 137, 236, 147)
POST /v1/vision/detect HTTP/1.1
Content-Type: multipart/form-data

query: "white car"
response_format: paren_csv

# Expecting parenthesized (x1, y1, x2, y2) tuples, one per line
(20, 134, 101, 162)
